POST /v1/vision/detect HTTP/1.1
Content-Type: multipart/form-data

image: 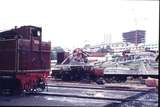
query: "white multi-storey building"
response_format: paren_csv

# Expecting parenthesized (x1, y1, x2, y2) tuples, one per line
(85, 42, 158, 53)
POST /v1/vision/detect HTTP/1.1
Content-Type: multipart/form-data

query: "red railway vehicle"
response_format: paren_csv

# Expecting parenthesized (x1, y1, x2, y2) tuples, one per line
(0, 26, 51, 94)
(51, 48, 104, 83)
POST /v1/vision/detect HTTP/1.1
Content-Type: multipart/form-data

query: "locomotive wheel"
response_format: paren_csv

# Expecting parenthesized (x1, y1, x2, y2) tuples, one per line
(0, 81, 2, 95)
(70, 71, 81, 81)
(52, 70, 62, 79)
(0, 79, 22, 95)
(105, 77, 112, 83)
(96, 77, 105, 85)
(13, 80, 22, 95)
(37, 79, 46, 91)
(80, 73, 91, 83)
(61, 72, 71, 81)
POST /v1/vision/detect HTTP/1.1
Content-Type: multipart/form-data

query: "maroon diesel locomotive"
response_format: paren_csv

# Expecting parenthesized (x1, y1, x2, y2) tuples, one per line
(0, 26, 51, 94)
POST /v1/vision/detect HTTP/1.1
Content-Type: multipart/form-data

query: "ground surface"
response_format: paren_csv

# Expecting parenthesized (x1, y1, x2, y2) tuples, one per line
(0, 80, 158, 107)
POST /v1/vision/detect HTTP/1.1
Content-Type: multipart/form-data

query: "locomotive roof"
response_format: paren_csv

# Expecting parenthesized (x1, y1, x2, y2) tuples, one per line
(0, 26, 41, 38)
(20, 25, 41, 30)
(0, 29, 18, 37)
(0, 26, 41, 33)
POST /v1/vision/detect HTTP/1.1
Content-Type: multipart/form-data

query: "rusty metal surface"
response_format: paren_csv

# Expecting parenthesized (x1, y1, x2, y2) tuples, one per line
(0, 26, 51, 72)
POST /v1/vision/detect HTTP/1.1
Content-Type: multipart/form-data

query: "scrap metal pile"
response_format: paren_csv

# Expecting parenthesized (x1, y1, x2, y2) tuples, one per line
(51, 48, 104, 82)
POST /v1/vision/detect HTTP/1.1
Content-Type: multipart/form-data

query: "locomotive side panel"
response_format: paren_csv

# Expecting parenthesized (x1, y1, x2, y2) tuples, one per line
(0, 29, 51, 72)
(18, 39, 51, 71)
(0, 26, 51, 94)
(41, 42, 51, 70)
(19, 39, 32, 70)
(0, 40, 17, 71)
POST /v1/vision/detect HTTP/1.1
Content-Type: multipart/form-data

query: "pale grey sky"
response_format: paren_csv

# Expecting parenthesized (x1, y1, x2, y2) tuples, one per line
(0, 0, 159, 49)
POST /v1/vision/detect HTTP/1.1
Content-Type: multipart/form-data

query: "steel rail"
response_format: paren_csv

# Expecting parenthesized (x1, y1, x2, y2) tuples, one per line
(47, 84, 155, 93)
(28, 89, 157, 103)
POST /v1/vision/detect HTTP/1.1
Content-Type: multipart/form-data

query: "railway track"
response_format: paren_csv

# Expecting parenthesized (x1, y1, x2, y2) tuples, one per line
(28, 88, 157, 104)
(24, 83, 157, 105)
(46, 84, 156, 93)
(0, 83, 157, 106)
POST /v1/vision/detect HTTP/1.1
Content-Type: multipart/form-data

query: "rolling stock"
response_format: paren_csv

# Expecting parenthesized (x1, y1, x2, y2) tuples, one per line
(0, 26, 51, 94)
(51, 48, 104, 83)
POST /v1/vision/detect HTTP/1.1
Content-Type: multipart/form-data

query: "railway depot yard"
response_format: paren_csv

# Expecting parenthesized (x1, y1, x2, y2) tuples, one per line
(0, 80, 158, 107)
(0, 0, 159, 106)
(0, 26, 159, 107)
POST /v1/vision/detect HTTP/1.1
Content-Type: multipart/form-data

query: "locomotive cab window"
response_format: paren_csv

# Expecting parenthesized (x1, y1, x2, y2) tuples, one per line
(31, 29, 41, 37)
(37, 31, 41, 36)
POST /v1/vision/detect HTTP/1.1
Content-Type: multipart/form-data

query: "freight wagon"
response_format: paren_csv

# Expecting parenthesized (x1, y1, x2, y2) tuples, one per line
(0, 26, 51, 94)
(51, 48, 104, 83)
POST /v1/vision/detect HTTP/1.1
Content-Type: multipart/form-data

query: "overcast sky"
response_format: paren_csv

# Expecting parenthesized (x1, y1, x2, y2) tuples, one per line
(0, 0, 159, 49)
